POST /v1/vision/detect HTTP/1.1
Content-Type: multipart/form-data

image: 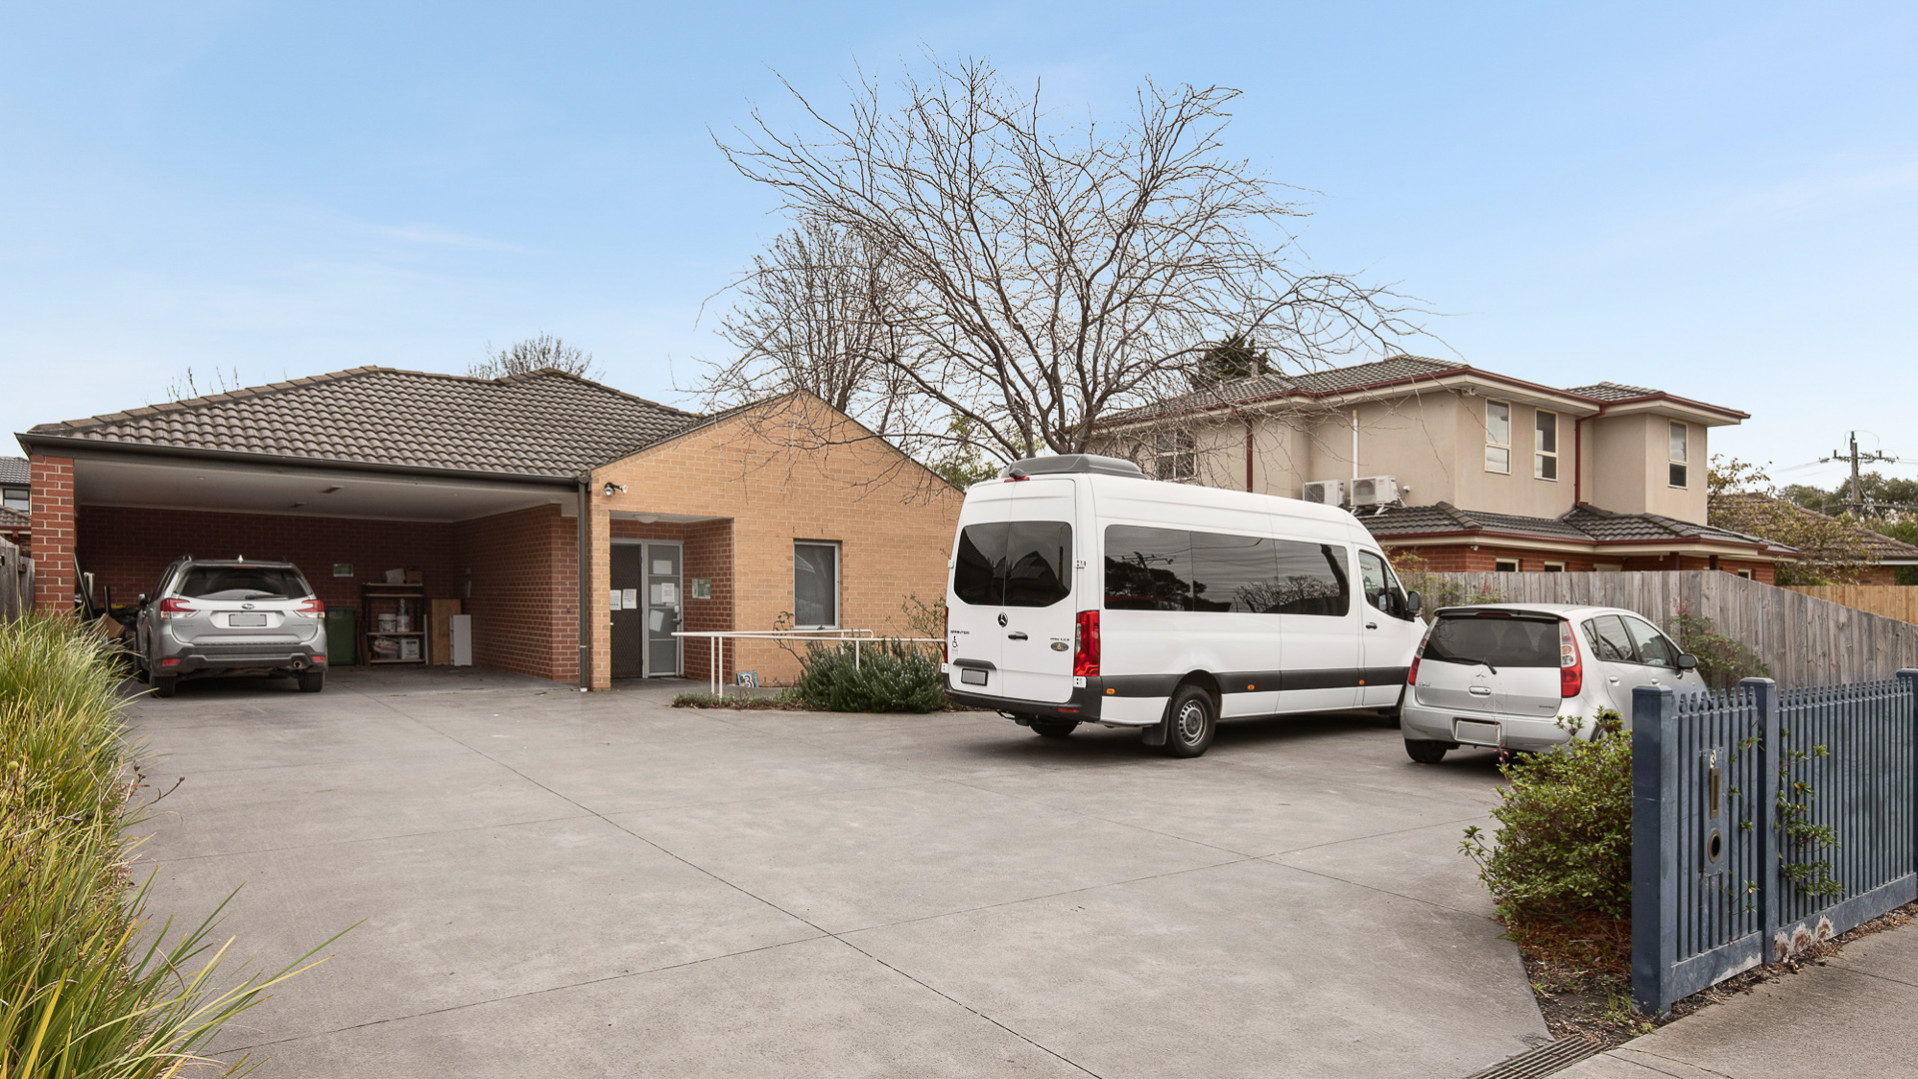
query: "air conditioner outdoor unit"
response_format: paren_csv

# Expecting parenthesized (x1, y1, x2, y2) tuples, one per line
(1350, 475, 1401, 508)
(1301, 480, 1346, 507)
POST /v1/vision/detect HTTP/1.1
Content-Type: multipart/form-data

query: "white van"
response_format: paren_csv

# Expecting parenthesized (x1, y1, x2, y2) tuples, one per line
(943, 454, 1425, 757)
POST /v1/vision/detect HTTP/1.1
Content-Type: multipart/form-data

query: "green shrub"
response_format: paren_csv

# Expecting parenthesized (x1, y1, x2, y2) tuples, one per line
(1666, 609, 1770, 692)
(2, 613, 339, 1078)
(1462, 713, 1634, 923)
(794, 638, 946, 713)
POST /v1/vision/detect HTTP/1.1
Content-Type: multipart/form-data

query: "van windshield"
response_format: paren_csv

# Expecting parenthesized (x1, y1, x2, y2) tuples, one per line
(1425, 614, 1561, 668)
(953, 522, 1073, 608)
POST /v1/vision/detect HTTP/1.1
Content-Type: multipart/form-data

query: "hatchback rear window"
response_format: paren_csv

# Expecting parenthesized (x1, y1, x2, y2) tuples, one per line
(1425, 614, 1561, 668)
(177, 566, 311, 600)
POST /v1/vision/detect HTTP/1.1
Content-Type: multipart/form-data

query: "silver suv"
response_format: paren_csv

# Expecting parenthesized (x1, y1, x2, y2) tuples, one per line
(1399, 603, 1701, 762)
(134, 557, 327, 697)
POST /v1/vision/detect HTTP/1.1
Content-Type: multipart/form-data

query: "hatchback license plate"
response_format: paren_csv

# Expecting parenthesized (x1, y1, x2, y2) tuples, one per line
(960, 668, 988, 686)
(1454, 719, 1500, 746)
(228, 613, 267, 627)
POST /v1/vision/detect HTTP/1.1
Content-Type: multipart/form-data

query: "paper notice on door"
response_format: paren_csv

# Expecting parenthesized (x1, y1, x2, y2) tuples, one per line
(622, 588, 638, 609)
(608, 590, 622, 611)
(648, 609, 666, 632)
(650, 583, 666, 606)
(659, 582, 676, 605)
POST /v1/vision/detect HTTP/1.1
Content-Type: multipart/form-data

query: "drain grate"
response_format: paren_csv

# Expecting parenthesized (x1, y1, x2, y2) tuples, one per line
(1463, 1037, 1604, 1079)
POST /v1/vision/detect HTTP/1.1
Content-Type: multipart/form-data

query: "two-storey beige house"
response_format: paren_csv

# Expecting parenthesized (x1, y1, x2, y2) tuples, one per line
(1098, 356, 1797, 581)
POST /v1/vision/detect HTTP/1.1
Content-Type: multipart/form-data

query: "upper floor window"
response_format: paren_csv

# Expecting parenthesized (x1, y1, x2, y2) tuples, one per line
(1668, 422, 1689, 488)
(1155, 430, 1196, 482)
(1485, 401, 1511, 474)
(1535, 410, 1558, 480)
(1, 486, 26, 513)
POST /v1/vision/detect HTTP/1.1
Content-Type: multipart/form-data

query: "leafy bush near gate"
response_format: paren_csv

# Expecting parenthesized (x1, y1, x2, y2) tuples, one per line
(2, 613, 338, 1078)
(1666, 609, 1770, 692)
(794, 638, 946, 713)
(1462, 712, 1634, 927)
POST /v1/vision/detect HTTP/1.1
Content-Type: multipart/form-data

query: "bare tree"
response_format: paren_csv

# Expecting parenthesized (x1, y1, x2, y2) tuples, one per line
(470, 333, 601, 380)
(711, 55, 1426, 466)
(702, 216, 933, 441)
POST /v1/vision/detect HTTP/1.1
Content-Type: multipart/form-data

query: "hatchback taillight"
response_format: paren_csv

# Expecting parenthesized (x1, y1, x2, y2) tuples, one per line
(1559, 619, 1583, 698)
(1408, 625, 1432, 684)
(158, 598, 195, 620)
(296, 598, 324, 615)
(1073, 610, 1100, 677)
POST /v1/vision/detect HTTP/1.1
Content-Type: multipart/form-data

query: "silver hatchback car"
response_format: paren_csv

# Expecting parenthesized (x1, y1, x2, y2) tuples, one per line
(135, 557, 328, 697)
(1399, 603, 1701, 763)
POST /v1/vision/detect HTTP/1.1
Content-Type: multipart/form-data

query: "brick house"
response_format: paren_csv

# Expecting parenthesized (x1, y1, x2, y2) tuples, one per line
(1096, 355, 1799, 581)
(17, 367, 960, 689)
(0, 457, 30, 553)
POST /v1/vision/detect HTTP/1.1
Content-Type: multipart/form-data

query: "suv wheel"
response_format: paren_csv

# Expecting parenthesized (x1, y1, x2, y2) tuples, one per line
(297, 671, 325, 693)
(152, 675, 178, 699)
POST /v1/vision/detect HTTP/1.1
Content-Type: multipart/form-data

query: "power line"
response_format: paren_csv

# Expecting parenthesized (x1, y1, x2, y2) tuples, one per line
(1820, 431, 1898, 512)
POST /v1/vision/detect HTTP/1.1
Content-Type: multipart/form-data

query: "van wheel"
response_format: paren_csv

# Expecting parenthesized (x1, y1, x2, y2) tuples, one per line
(152, 676, 178, 699)
(1029, 719, 1078, 738)
(1162, 685, 1216, 758)
(1404, 739, 1451, 764)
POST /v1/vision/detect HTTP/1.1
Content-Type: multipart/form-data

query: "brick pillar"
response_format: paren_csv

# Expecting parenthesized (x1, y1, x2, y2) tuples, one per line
(30, 455, 75, 612)
(586, 489, 612, 690)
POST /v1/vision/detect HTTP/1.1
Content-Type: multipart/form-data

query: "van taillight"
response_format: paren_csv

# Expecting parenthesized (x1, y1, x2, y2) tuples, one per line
(1559, 619, 1583, 698)
(1073, 610, 1100, 677)
(942, 605, 949, 664)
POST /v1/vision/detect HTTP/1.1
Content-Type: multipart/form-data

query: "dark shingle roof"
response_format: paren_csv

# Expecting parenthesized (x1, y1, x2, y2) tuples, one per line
(1109, 355, 1465, 423)
(0, 457, 28, 486)
(24, 367, 699, 478)
(1563, 381, 1660, 402)
(1360, 501, 1797, 555)
(0, 506, 27, 530)
(1716, 494, 1918, 563)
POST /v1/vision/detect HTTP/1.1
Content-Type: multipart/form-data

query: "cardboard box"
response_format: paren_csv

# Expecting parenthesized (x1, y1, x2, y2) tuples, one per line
(384, 568, 404, 584)
(400, 638, 422, 661)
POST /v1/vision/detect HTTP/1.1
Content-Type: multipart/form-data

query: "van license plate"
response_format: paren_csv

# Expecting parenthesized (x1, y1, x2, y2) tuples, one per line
(1454, 719, 1500, 746)
(228, 613, 267, 627)
(960, 668, 988, 686)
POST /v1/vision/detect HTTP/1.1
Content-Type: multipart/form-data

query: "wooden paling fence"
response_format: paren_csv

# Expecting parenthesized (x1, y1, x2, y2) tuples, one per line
(0, 537, 30, 621)
(1423, 571, 1918, 688)
(1786, 585, 1918, 627)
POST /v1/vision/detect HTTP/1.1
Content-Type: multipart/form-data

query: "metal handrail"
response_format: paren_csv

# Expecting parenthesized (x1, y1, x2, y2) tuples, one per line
(673, 629, 942, 697)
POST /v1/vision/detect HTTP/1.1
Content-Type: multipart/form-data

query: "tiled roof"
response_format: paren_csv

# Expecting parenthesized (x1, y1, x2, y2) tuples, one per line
(1563, 381, 1659, 402)
(1718, 494, 1918, 563)
(0, 457, 28, 486)
(1108, 355, 1465, 422)
(24, 367, 700, 478)
(1360, 500, 1797, 555)
(0, 506, 27, 530)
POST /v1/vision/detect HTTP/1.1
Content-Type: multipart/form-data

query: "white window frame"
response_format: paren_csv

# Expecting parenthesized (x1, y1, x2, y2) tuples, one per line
(1735, 568, 1754, 580)
(1494, 557, 1521, 572)
(0, 487, 26, 513)
(1485, 401, 1511, 475)
(1543, 561, 1566, 572)
(793, 540, 841, 629)
(1534, 410, 1559, 481)
(1154, 429, 1197, 482)
(1668, 422, 1689, 488)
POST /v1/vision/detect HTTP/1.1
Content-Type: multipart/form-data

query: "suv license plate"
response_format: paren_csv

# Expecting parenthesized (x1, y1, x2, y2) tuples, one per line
(960, 668, 988, 686)
(229, 613, 268, 627)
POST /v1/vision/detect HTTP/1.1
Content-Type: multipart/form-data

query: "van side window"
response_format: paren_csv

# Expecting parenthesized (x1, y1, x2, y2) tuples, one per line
(1190, 532, 1276, 613)
(1271, 540, 1349, 617)
(1104, 526, 1193, 610)
(1357, 550, 1411, 619)
(953, 522, 1073, 608)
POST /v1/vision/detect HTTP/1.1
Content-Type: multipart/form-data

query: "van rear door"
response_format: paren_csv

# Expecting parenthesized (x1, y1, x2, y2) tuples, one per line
(946, 479, 1079, 705)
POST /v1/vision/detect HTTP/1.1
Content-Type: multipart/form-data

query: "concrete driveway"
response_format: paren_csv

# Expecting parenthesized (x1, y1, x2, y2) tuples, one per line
(126, 668, 1547, 1078)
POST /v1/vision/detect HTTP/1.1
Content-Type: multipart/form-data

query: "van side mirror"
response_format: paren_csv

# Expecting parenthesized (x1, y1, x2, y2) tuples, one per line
(1677, 652, 1699, 671)
(1403, 590, 1422, 619)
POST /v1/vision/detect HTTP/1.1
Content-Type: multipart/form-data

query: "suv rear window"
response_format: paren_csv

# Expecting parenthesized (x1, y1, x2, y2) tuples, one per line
(1425, 614, 1561, 668)
(953, 522, 1073, 608)
(177, 566, 312, 600)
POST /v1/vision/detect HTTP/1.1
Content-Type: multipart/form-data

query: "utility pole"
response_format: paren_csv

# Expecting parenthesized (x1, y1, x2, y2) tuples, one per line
(1822, 431, 1893, 512)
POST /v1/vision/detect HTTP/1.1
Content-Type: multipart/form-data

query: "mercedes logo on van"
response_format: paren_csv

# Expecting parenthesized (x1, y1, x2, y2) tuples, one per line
(997, 613, 1008, 627)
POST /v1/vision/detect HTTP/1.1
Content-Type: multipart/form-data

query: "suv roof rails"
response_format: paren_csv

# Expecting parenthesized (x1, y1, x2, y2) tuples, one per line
(1002, 454, 1145, 479)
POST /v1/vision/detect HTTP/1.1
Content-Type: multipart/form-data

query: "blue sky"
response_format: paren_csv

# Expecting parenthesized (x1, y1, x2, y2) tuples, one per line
(4, 1, 1915, 491)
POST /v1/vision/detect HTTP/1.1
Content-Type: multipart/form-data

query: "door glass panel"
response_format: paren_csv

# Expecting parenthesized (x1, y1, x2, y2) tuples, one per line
(1003, 522, 1072, 608)
(1357, 550, 1409, 618)
(646, 544, 682, 676)
(953, 525, 1006, 607)
(1623, 616, 1676, 668)
(1189, 532, 1275, 613)
(1586, 615, 1636, 663)
(1104, 525, 1192, 610)
(1271, 540, 1349, 617)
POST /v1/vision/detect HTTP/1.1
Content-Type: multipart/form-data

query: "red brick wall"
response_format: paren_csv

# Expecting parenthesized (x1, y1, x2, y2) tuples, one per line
(78, 505, 458, 612)
(1386, 544, 1594, 573)
(30, 456, 74, 611)
(451, 505, 578, 683)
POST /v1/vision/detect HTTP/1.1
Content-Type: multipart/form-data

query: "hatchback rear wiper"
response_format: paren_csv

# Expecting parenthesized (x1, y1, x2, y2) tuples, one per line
(1438, 654, 1498, 674)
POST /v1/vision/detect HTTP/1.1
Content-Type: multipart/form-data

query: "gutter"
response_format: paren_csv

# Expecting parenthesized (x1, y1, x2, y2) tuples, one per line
(13, 434, 581, 488)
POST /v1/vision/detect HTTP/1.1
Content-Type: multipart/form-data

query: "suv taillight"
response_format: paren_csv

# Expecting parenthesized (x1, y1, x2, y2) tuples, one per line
(158, 597, 195, 620)
(1559, 619, 1583, 698)
(296, 598, 324, 615)
(1073, 610, 1100, 677)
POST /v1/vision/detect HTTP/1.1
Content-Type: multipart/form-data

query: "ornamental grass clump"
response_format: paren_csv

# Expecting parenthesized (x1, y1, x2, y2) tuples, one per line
(2, 613, 338, 1078)
(794, 638, 946, 713)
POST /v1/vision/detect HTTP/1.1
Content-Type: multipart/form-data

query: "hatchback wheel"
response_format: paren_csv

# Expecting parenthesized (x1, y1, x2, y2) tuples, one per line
(1404, 738, 1451, 764)
(1162, 685, 1217, 758)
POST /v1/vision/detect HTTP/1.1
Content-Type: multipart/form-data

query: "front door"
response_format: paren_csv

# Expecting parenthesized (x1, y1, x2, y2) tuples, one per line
(611, 545, 644, 678)
(643, 543, 682, 677)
